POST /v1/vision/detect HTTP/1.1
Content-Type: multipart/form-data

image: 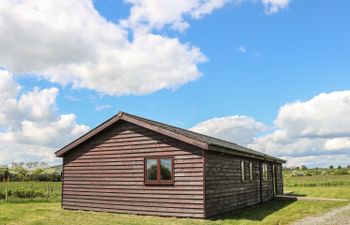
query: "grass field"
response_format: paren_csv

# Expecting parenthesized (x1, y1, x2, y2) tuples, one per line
(0, 174, 349, 224)
(284, 174, 350, 187)
(284, 174, 350, 200)
(284, 186, 350, 199)
(0, 201, 347, 225)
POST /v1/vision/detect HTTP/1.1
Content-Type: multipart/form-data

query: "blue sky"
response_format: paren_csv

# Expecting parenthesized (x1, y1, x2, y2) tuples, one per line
(0, 0, 349, 167)
(63, 0, 349, 126)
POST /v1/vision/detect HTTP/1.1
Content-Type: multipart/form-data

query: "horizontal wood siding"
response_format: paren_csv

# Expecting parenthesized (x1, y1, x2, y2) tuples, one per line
(63, 121, 204, 218)
(275, 163, 284, 195)
(205, 151, 262, 217)
(262, 163, 274, 202)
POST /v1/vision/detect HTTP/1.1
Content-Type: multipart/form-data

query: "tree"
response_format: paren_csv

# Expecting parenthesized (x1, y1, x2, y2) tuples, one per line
(338, 165, 342, 169)
(329, 165, 334, 169)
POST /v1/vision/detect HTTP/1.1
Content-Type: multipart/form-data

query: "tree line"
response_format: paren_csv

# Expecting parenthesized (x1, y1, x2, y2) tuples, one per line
(0, 162, 61, 182)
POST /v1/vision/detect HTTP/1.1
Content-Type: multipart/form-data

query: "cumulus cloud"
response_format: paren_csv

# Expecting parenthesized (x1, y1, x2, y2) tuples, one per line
(249, 91, 350, 167)
(190, 91, 350, 167)
(190, 115, 268, 146)
(0, 0, 206, 96)
(0, 70, 89, 164)
(0, 0, 291, 96)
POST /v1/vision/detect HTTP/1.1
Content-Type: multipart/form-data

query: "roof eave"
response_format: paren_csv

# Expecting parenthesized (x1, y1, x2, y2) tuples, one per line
(55, 112, 208, 157)
(208, 144, 286, 163)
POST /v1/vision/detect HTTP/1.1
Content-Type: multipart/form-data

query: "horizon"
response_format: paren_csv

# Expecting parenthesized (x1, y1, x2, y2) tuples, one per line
(0, 0, 349, 168)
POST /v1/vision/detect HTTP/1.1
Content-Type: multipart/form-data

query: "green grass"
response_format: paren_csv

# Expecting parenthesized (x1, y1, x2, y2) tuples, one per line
(284, 174, 350, 200)
(0, 201, 347, 225)
(0, 175, 349, 224)
(0, 182, 61, 203)
(285, 186, 350, 200)
(284, 174, 350, 187)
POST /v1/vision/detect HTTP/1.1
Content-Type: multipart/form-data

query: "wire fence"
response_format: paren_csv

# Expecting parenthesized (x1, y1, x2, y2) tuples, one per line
(0, 182, 61, 203)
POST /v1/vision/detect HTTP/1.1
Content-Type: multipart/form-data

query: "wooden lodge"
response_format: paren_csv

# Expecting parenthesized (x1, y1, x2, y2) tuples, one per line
(56, 111, 285, 218)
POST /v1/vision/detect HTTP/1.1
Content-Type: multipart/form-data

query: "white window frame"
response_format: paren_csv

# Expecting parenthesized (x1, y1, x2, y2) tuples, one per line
(241, 161, 245, 182)
(263, 163, 268, 181)
(249, 162, 253, 181)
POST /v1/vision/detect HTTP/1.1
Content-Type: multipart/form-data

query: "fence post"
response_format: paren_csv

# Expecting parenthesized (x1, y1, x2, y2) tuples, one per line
(5, 188, 8, 202)
(49, 185, 52, 203)
(47, 184, 49, 203)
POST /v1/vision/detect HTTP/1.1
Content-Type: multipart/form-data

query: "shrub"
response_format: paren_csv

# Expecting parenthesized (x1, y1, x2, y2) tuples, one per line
(291, 170, 304, 177)
(11, 188, 45, 199)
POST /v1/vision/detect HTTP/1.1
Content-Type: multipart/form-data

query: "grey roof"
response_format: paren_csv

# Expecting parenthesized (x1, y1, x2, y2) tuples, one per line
(55, 111, 285, 163)
(123, 112, 286, 163)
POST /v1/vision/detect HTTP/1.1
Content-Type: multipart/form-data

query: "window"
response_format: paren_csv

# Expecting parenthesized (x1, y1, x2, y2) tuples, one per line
(262, 163, 268, 181)
(249, 162, 253, 181)
(241, 161, 245, 181)
(145, 157, 174, 185)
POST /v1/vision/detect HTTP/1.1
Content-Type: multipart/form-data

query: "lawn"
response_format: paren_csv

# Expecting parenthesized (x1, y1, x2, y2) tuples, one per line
(284, 174, 350, 200)
(284, 186, 350, 200)
(0, 174, 349, 224)
(0, 200, 347, 225)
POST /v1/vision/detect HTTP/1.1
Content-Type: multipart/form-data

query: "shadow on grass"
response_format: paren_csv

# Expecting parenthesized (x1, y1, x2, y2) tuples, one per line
(210, 199, 296, 222)
(285, 192, 306, 197)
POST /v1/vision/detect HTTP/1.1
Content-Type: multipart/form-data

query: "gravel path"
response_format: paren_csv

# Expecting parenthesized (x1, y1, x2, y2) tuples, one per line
(293, 203, 350, 225)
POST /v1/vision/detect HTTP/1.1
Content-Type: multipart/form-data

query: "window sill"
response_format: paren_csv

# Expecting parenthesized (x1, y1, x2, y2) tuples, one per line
(144, 182, 174, 186)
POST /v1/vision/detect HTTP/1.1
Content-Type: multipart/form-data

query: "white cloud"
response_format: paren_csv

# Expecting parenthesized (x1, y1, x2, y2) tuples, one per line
(0, 0, 291, 96)
(249, 91, 350, 167)
(121, 0, 231, 31)
(0, 70, 89, 165)
(122, 0, 290, 32)
(238, 45, 247, 53)
(262, 0, 291, 14)
(190, 91, 350, 167)
(95, 104, 112, 111)
(275, 91, 350, 138)
(190, 115, 268, 146)
(0, 0, 206, 96)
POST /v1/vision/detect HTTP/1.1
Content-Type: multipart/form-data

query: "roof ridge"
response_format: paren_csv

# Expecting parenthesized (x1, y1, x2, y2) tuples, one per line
(121, 112, 284, 162)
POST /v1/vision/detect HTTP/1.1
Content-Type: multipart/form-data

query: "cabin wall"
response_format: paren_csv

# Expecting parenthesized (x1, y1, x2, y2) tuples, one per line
(205, 151, 263, 217)
(62, 121, 205, 218)
(261, 163, 274, 202)
(275, 163, 284, 195)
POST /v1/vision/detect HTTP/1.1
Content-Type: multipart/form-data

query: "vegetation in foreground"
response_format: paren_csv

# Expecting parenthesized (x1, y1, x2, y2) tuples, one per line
(0, 182, 61, 203)
(0, 200, 347, 225)
(0, 167, 349, 224)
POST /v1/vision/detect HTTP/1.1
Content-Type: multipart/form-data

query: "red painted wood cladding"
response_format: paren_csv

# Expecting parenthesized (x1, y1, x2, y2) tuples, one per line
(62, 121, 205, 218)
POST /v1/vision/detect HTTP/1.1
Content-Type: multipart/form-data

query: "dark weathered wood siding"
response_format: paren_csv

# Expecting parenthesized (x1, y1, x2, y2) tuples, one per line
(205, 151, 263, 217)
(275, 164, 284, 195)
(62, 121, 205, 218)
(261, 163, 274, 202)
(204, 151, 282, 217)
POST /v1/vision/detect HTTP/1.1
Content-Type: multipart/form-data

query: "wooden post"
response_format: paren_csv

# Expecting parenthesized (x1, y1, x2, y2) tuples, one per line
(47, 184, 49, 202)
(5, 188, 8, 202)
(49, 185, 51, 203)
